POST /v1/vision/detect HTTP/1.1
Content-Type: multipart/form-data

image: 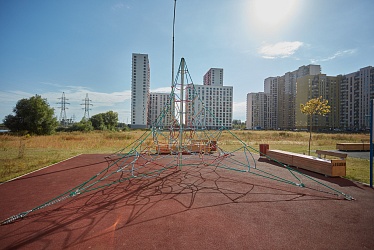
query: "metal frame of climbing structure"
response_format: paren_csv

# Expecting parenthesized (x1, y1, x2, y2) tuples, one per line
(1, 57, 353, 226)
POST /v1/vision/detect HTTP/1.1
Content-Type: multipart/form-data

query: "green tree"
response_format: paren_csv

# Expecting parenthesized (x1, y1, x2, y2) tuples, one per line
(232, 119, 246, 130)
(3, 95, 59, 135)
(90, 111, 118, 130)
(90, 113, 105, 130)
(103, 111, 118, 130)
(300, 96, 331, 155)
(68, 119, 94, 132)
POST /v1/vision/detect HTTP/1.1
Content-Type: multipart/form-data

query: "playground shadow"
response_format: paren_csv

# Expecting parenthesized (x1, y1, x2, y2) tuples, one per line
(0, 161, 339, 249)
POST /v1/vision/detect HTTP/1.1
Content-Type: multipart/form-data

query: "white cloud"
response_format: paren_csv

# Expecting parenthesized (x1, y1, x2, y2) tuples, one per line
(0, 87, 132, 122)
(258, 41, 303, 59)
(0, 90, 33, 103)
(112, 2, 130, 11)
(233, 101, 247, 121)
(311, 49, 357, 63)
(150, 87, 172, 93)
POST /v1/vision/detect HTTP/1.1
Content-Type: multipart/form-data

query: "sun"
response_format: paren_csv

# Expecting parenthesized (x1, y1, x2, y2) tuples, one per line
(249, 0, 299, 31)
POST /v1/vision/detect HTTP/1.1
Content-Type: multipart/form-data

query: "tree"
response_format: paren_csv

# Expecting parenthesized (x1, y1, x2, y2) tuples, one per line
(3, 95, 59, 135)
(232, 119, 246, 130)
(300, 96, 331, 155)
(90, 113, 105, 130)
(89, 111, 118, 130)
(68, 119, 94, 132)
(103, 111, 118, 130)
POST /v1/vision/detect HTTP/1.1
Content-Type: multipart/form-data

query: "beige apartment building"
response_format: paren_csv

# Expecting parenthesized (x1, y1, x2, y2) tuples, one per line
(246, 92, 266, 129)
(247, 65, 321, 130)
(247, 65, 373, 131)
(295, 74, 341, 130)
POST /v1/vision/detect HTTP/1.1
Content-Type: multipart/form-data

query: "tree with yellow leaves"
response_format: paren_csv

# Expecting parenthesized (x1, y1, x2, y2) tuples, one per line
(300, 96, 331, 155)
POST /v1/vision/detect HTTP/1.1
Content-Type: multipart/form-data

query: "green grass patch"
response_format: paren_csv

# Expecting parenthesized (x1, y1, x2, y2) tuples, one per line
(345, 158, 370, 184)
(0, 130, 370, 184)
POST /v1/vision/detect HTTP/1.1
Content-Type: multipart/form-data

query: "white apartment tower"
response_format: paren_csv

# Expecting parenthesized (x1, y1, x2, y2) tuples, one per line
(186, 68, 233, 129)
(131, 53, 150, 128)
(148, 92, 171, 128)
(340, 66, 374, 130)
(203, 68, 223, 86)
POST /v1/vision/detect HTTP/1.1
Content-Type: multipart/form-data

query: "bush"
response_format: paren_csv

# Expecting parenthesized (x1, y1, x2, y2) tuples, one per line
(3, 95, 59, 135)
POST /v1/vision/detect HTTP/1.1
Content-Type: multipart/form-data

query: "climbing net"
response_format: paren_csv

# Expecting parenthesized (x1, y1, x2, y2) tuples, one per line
(1, 58, 353, 225)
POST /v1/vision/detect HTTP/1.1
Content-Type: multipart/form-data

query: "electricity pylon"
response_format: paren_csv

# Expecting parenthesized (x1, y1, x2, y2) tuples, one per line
(81, 93, 93, 120)
(57, 92, 69, 127)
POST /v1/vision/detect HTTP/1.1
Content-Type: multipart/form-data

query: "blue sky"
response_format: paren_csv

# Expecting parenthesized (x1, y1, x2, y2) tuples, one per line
(1, 0, 373, 123)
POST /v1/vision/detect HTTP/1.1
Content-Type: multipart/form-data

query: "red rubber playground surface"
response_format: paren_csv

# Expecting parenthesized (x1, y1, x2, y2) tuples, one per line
(1, 153, 374, 249)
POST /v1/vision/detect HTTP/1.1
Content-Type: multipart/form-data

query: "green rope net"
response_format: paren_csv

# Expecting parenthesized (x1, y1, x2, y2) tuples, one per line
(1, 58, 353, 225)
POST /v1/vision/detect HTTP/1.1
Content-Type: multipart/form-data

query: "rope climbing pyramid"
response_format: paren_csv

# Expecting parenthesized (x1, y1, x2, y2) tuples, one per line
(1, 58, 353, 226)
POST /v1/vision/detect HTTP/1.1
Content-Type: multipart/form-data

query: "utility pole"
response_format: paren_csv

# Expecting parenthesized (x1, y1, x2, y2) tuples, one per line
(57, 92, 69, 127)
(81, 93, 93, 120)
(370, 99, 373, 188)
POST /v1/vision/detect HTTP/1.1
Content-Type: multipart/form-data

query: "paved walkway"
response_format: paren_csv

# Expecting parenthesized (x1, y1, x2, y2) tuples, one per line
(338, 150, 370, 160)
(0, 154, 373, 249)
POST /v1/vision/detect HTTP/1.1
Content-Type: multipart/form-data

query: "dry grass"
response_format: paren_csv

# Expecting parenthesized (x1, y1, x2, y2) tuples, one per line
(0, 130, 370, 184)
(0, 131, 143, 182)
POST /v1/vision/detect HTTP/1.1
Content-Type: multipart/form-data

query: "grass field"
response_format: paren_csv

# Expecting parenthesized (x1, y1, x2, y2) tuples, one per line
(0, 130, 370, 184)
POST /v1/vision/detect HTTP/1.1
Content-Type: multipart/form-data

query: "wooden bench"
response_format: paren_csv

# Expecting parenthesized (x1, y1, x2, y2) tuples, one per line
(336, 142, 370, 151)
(316, 150, 347, 160)
(156, 141, 216, 154)
(266, 149, 346, 177)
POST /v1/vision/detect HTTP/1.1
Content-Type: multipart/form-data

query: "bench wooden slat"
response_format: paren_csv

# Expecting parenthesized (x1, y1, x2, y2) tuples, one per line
(315, 150, 347, 159)
(266, 150, 294, 165)
(336, 143, 370, 151)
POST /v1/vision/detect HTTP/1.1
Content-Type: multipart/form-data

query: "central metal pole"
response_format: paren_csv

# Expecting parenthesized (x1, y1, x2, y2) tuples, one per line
(178, 58, 185, 168)
(171, 0, 176, 120)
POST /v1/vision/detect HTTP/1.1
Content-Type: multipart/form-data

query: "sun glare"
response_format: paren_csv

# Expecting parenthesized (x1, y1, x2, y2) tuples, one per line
(250, 0, 299, 31)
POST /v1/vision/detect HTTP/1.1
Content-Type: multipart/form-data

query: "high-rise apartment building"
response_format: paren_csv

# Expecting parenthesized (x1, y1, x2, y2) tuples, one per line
(295, 74, 341, 130)
(187, 84, 233, 129)
(246, 92, 266, 129)
(130, 55, 233, 130)
(340, 66, 374, 130)
(278, 65, 321, 130)
(247, 65, 373, 131)
(247, 65, 321, 130)
(203, 68, 223, 86)
(186, 68, 233, 130)
(148, 92, 171, 127)
(264, 77, 278, 129)
(131, 53, 150, 128)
